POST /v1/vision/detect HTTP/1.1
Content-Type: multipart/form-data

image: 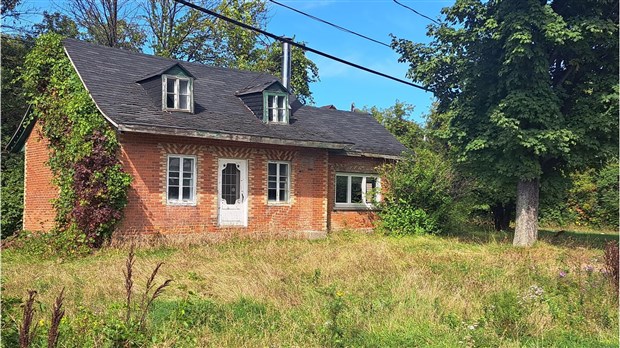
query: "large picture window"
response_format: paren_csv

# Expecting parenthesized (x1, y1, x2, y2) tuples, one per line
(335, 173, 380, 208)
(167, 155, 196, 204)
(268, 161, 290, 203)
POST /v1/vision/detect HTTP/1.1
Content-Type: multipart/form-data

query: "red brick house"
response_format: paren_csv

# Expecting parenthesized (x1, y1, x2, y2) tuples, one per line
(12, 39, 406, 240)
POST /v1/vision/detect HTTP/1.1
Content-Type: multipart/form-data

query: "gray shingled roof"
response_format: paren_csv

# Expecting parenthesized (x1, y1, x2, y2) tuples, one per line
(63, 39, 407, 158)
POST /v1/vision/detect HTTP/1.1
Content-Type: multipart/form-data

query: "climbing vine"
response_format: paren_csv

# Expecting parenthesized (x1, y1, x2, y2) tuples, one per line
(21, 33, 131, 248)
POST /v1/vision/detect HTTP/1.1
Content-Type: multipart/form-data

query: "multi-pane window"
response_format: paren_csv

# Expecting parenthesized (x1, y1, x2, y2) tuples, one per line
(163, 75, 192, 112)
(268, 162, 290, 203)
(265, 93, 288, 123)
(167, 155, 196, 204)
(335, 173, 380, 207)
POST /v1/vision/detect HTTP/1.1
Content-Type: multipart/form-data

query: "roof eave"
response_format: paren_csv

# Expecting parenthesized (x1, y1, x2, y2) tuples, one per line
(116, 123, 351, 150)
(341, 150, 404, 161)
(63, 44, 119, 129)
(6, 105, 35, 153)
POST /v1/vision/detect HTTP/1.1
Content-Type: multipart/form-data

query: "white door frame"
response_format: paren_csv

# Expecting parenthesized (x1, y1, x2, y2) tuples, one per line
(217, 159, 248, 227)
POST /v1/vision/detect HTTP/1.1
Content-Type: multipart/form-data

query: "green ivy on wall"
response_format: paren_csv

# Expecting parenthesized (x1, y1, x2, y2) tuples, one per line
(21, 33, 131, 249)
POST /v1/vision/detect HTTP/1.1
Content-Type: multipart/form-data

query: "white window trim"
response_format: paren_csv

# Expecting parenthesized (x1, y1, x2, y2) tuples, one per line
(162, 74, 194, 113)
(334, 172, 381, 209)
(263, 92, 289, 124)
(267, 161, 291, 205)
(166, 154, 197, 206)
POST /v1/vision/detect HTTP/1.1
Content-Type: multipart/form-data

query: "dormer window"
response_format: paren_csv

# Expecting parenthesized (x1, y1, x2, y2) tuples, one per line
(263, 92, 289, 124)
(163, 74, 193, 112)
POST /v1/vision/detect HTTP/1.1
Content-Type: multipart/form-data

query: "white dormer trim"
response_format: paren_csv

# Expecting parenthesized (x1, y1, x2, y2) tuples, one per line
(162, 74, 194, 113)
(262, 91, 289, 124)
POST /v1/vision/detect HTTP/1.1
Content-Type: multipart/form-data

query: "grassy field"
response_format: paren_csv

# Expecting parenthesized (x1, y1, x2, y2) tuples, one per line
(2, 227, 618, 347)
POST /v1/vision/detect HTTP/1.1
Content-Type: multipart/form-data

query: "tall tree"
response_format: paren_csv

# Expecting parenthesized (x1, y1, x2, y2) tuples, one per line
(392, 0, 618, 246)
(143, 0, 319, 103)
(251, 41, 319, 104)
(68, 0, 145, 50)
(143, 0, 267, 65)
(1, 34, 31, 237)
(30, 11, 80, 39)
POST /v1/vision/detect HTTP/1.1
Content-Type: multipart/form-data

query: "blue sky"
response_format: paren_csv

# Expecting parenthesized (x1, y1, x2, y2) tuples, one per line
(10, 0, 453, 122)
(265, 0, 451, 121)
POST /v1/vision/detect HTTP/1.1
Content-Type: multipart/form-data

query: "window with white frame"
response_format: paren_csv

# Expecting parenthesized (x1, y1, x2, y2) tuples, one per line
(335, 173, 380, 208)
(163, 75, 193, 112)
(264, 92, 289, 123)
(167, 155, 196, 204)
(268, 161, 290, 203)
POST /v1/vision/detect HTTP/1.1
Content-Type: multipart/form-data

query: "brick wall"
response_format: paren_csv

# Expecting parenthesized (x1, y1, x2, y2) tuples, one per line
(22, 127, 392, 238)
(327, 154, 389, 231)
(116, 133, 329, 237)
(23, 123, 57, 232)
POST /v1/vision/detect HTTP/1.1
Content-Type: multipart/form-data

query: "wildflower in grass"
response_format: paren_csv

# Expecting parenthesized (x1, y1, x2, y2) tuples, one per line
(584, 265, 594, 273)
(559, 270, 567, 278)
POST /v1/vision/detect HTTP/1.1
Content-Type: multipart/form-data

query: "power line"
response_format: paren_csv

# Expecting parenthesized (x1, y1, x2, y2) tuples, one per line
(267, 0, 391, 48)
(393, 0, 439, 25)
(173, 0, 429, 92)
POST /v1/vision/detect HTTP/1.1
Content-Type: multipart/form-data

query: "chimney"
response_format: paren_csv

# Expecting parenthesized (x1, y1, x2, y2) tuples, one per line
(281, 38, 292, 91)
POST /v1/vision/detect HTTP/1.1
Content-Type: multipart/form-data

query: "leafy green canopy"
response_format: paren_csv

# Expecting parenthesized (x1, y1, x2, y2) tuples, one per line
(392, 0, 618, 185)
(21, 33, 131, 248)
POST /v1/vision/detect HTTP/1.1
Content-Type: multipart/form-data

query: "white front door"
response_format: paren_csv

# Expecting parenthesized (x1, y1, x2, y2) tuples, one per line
(218, 159, 248, 226)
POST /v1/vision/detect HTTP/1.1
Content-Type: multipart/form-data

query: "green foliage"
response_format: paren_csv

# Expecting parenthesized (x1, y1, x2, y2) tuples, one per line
(319, 285, 348, 348)
(1, 153, 24, 238)
(20, 33, 131, 249)
(392, 0, 619, 241)
(540, 160, 619, 229)
(366, 101, 425, 149)
(251, 41, 320, 104)
(143, 0, 319, 103)
(1, 34, 32, 238)
(378, 149, 462, 235)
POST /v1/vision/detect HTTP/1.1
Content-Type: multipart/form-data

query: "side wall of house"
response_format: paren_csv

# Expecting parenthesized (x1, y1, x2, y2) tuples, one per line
(23, 122, 57, 232)
(327, 154, 388, 231)
(116, 133, 329, 239)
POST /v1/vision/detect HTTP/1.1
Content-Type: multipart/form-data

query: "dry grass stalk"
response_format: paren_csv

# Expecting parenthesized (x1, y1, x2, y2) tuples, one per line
(19, 290, 38, 348)
(139, 262, 172, 330)
(47, 288, 65, 348)
(604, 241, 619, 293)
(123, 244, 135, 324)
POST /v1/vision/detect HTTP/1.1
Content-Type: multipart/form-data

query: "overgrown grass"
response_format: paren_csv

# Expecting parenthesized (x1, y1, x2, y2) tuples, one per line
(2, 227, 618, 347)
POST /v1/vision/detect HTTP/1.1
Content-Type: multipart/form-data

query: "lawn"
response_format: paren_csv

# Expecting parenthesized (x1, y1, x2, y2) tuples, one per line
(2, 227, 618, 347)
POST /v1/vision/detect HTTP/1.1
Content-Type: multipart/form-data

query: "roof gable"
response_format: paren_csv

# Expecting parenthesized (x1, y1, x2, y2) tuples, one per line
(136, 63, 196, 83)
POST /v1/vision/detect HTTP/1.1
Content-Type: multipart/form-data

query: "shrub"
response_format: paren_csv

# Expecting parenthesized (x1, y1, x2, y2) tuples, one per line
(377, 149, 468, 235)
(0, 153, 24, 239)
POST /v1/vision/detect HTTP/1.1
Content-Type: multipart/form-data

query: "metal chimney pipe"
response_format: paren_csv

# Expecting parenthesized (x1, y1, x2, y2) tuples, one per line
(281, 38, 292, 91)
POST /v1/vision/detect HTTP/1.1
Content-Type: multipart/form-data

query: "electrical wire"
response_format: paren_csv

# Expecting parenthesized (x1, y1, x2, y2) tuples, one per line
(173, 0, 430, 91)
(392, 0, 439, 25)
(267, 0, 391, 48)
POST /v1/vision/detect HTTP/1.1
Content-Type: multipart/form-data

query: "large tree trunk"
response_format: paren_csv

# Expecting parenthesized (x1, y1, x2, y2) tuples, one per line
(513, 179, 539, 247)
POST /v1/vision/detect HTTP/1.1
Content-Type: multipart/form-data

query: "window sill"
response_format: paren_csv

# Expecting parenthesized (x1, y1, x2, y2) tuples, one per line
(267, 201, 291, 207)
(334, 204, 379, 211)
(166, 201, 197, 207)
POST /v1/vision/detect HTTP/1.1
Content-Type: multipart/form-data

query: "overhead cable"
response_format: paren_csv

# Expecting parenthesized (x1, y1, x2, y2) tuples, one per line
(173, 0, 430, 91)
(268, 0, 391, 48)
(393, 0, 439, 25)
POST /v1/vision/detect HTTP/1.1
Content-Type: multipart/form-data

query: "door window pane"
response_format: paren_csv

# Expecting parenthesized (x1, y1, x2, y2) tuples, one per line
(222, 163, 240, 205)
